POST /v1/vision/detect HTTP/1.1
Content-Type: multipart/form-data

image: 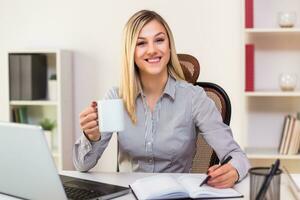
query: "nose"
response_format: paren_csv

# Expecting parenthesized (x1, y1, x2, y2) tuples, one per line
(147, 42, 158, 56)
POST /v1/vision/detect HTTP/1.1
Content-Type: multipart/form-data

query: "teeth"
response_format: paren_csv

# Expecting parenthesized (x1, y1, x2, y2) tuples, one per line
(147, 57, 160, 63)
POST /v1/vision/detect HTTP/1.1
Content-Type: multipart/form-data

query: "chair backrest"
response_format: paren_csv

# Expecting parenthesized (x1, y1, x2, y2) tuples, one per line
(178, 54, 232, 173)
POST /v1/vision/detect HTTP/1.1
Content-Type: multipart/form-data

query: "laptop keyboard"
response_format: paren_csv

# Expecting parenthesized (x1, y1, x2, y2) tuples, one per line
(64, 185, 103, 200)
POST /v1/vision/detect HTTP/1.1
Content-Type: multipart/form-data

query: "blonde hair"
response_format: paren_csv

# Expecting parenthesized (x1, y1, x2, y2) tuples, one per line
(120, 10, 185, 124)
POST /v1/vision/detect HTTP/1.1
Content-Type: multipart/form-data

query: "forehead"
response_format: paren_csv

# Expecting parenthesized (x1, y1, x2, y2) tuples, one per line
(138, 19, 167, 38)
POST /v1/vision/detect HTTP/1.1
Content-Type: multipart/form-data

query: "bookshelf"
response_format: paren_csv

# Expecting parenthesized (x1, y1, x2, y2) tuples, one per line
(3, 49, 74, 170)
(246, 28, 300, 33)
(244, 0, 300, 172)
(245, 92, 300, 97)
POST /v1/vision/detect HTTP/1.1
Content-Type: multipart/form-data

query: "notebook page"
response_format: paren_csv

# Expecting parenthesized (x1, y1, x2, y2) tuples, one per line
(177, 175, 242, 198)
(130, 174, 188, 199)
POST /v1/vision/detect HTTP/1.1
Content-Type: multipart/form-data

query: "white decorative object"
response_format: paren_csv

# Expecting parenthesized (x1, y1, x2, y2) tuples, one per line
(44, 130, 52, 149)
(279, 73, 297, 91)
(278, 12, 297, 28)
(48, 80, 57, 100)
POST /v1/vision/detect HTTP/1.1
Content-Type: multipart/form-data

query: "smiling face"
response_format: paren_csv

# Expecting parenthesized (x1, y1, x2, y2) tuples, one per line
(134, 19, 170, 78)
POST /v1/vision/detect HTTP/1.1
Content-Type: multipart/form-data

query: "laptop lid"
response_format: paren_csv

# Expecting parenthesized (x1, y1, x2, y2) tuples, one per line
(0, 122, 67, 200)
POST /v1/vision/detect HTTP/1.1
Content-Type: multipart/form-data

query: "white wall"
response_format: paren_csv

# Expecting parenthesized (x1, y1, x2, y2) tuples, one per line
(0, 0, 245, 171)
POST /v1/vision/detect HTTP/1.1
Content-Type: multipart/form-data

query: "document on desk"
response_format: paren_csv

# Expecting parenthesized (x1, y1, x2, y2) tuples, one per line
(283, 167, 300, 199)
(293, 174, 300, 187)
(289, 174, 300, 198)
(129, 174, 243, 199)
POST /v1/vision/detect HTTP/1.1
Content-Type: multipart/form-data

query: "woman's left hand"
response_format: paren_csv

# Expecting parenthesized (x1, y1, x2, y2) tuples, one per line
(206, 163, 239, 188)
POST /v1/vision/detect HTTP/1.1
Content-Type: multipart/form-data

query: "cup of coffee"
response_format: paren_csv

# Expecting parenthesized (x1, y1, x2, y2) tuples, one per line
(97, 99, 125, 132)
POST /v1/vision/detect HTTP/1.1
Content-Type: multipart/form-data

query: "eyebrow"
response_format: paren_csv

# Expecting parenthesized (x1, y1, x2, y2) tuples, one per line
(137, 32, 166, 40)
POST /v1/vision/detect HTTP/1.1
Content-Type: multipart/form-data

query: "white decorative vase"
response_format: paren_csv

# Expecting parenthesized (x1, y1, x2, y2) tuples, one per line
(48, 80, 57, 100)
(279, 73, 297, 91)
(44, 130, 52, 149)
(278, 12, 297, 28)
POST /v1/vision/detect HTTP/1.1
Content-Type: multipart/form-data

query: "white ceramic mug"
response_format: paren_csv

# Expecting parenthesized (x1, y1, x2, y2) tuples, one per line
(97, 99, 125, 132)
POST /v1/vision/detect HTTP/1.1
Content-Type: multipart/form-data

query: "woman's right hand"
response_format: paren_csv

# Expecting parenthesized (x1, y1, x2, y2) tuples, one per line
(79, 101, 101, 142)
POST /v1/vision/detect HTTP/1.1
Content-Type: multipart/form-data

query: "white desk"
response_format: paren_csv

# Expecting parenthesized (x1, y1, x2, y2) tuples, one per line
(0, 171, 298, 200)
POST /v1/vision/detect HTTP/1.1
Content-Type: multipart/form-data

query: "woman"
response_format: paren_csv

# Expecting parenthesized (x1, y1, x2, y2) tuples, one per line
(74, 10, 250, 188)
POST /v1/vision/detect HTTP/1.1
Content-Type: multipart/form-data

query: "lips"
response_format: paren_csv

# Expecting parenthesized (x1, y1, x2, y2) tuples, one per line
(145, 57, 161, 63)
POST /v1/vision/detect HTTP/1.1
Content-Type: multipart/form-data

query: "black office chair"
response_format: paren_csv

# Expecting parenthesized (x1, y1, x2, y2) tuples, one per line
(178, 54, 232, 173)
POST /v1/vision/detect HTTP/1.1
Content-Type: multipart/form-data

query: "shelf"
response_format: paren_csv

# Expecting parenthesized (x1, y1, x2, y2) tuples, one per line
(246, 28, 300, 33)
(245, 148, 300, 160)
(245, 91, 300, 97)
(10, 100, 58, 106)
(3, 49, 73, 170)
(8, 49, 64, 54)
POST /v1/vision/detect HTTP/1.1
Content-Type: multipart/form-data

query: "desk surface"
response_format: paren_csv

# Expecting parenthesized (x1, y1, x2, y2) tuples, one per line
(0, 171, 297, 200)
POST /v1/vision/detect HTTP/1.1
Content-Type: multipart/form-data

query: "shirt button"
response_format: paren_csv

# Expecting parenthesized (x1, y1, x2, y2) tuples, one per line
(149, 159, 153, 163)
(147, 142, 152, 146)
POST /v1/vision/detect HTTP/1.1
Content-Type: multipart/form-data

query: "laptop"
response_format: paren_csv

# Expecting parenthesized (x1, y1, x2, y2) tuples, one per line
(0, 122, 130, 200)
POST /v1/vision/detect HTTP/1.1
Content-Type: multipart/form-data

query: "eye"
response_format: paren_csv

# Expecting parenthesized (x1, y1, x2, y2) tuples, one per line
(137, 41, 146, 46)
(155, 38, 165, 43)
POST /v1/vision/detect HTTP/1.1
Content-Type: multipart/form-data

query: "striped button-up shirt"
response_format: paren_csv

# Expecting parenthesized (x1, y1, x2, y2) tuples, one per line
(73, 76, 250, 181)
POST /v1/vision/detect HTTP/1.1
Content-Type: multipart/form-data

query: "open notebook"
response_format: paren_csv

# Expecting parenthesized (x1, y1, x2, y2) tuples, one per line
(130, 174, 243, 199)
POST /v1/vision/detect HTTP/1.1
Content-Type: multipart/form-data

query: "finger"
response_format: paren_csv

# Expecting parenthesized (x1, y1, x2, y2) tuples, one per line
(207, 165, 220, 174)
(208, 163, 232, 178)
(208, 169, 237, 188)
(84, 126, 99, 135)
(90, 101, 97, 108)
(80, 106, 97, 118)
(209, 169, 234, 185)
(210, 177, 235, 188)
(82, 120, 98, 131)
(80, 112, 98, 126)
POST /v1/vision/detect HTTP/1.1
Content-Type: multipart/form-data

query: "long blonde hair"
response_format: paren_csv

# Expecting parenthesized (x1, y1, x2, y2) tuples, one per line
(120, 10, 185, 124)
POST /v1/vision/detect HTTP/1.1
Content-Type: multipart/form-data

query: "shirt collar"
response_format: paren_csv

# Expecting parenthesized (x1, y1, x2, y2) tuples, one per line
(163, 75, 176, 100)
(137, 75, 176, 100)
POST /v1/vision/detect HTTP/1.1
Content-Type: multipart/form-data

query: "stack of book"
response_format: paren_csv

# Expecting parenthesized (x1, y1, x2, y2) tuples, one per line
(9, 54, 47, 100)
(12, 106, 28, 124)
(278, 114, 300, 155)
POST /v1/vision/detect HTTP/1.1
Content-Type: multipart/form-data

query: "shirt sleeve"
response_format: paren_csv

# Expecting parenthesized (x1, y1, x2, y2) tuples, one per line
(73, 87, 119, 172)
(191, 86, 250, 181)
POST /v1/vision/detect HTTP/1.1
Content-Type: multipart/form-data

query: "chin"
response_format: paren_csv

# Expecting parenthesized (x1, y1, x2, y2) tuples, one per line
(145, 65, 166, 76)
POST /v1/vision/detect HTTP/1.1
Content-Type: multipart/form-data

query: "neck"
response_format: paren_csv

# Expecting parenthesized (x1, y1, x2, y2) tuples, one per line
(140, 72, 168, 97)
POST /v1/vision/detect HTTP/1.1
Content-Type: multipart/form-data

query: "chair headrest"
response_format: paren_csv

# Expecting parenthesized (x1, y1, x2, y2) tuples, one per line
(177, 54, 200, 84)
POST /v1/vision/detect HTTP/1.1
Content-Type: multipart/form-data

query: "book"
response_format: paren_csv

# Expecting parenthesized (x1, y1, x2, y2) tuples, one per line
(283, 116, 296, 154)
(12, 108, 20, 123)
(278, 115, 289, 153)
(245, 0, 253, 28)
(245, 44, 254, 91)
(279, 115, 291, 154)
(130, 174, 243, 199)
(9, 55, 21, 100)
(287, 119, 300, 155)
(18, 106, 28, 124)
(20, 54, 47, 100)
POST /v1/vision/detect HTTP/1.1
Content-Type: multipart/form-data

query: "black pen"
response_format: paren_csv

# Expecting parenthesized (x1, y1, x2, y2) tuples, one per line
(199, 155, 233, 187)
(255, 159, 280, 200)
(129, 185, 138, 200)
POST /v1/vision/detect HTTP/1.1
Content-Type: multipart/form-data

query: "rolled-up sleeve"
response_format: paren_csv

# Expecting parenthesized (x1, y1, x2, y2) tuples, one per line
(192, 86, 250, 181)
(73, 87, 119, 171)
